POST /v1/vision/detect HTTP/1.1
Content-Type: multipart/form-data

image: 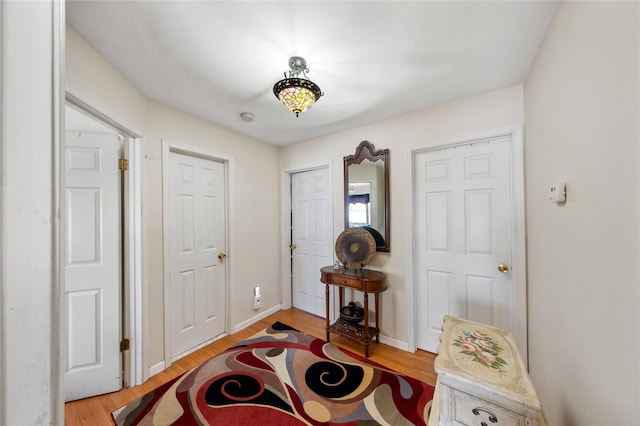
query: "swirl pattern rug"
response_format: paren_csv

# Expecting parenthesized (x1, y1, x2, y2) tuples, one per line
(112, 322, 434, 425)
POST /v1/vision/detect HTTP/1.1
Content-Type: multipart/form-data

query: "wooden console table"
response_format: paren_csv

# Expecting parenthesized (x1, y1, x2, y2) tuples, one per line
(319, 266, 387, 357)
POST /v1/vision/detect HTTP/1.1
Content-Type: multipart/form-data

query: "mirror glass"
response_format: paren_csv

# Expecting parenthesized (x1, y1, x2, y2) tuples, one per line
(344, 141, 390, 252)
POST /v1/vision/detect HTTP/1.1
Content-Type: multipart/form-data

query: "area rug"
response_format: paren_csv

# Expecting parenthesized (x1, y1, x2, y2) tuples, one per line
(112, 322, 434, 425)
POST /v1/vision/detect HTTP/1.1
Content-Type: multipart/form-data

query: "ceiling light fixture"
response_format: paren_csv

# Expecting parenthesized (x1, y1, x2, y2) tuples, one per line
(273, 56, 323, 117)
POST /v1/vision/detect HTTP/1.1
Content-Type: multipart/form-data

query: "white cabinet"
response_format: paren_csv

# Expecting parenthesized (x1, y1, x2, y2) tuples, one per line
(429, 316, 546, 426)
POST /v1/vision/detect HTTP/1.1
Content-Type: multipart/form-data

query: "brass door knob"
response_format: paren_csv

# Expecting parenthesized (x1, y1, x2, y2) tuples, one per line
(290, 244, 297, 250)
(498, 263, 509, 273)
(217, 252, 226, 260)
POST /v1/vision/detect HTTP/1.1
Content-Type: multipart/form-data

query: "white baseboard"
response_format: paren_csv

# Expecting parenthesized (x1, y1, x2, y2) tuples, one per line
(148, 360, 166, 378)
(148, 306, 410, 380)
(379, 334, 410, 352)
(233, 304, 282, 333)
(171, 332, 229, 363)
(147, 305, 282, 380)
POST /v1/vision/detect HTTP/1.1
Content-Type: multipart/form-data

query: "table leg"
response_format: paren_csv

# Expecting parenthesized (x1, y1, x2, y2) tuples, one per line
(325, 283, 330, 342)
(364, 292, 369, 358)
(375, 293, 380, 343)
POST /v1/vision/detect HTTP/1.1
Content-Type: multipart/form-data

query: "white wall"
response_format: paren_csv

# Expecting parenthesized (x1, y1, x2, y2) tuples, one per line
(64, 4, 640, 424)
(524, 2, 639, 424)
(0, 1, 63, 424)
(66, 27, 282, 379)
(280, 85, 524, 343)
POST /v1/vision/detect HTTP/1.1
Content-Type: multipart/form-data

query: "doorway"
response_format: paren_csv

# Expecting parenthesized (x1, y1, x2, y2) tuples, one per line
(63, 97, 143, 399)
(411, 129, 527, 358)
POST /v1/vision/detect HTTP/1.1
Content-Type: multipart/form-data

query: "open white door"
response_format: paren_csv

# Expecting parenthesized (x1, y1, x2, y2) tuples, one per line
(64, 131, 122, 401)
(291, 168, 332, 317)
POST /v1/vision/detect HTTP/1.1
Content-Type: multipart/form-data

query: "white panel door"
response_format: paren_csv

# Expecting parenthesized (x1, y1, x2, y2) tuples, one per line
(291, 168, 332, 317)
(169, 152, 226, 359)
(64, 132, 121, 401)
(415, 137, 514, 353)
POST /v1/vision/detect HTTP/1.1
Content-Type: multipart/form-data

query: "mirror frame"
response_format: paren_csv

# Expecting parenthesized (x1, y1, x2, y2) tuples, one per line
(344, 140, 390, 252)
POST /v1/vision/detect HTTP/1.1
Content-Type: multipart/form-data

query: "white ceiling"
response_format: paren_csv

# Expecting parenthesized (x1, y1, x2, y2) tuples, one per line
(66, 1, 556, 146)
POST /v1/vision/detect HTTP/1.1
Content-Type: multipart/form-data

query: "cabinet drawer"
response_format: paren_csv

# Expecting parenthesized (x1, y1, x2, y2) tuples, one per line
(337, 275, 362, 288)
(326, 274, 362, 289)
(320, 267, 387, 293)
(450, 389, 523, 426)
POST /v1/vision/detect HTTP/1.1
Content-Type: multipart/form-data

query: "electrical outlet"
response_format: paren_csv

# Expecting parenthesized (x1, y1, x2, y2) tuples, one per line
(253, 295, 261, 309)
(549, 182, 566, 203)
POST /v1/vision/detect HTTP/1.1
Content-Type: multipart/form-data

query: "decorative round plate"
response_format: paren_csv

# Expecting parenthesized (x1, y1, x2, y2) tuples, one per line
(335, 228, 376, 269)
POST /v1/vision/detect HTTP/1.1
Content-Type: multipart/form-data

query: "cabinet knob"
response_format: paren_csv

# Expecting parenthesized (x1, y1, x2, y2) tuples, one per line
(472, 407, 498, 424)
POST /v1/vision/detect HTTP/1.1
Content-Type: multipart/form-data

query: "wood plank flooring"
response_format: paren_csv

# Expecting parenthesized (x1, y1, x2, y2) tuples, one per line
(64, 308, 437, 425)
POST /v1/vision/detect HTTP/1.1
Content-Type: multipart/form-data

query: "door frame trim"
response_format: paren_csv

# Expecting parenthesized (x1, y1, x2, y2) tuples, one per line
(64, 93, 144, 387)
(280, 163, 334, 315)
(161, 139, 233, 369)
(406, 127, 527, 363)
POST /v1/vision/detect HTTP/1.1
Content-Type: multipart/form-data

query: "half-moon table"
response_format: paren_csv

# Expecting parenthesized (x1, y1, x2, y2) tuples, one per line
(320, 266, 387, 357)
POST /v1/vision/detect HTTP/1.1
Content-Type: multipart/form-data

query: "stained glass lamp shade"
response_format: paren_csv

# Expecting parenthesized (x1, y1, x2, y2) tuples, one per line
(273, 57, 323, 117)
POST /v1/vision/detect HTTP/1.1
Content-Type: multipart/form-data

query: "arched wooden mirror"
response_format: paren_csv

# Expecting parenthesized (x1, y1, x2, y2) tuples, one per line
(344, 141, 390, 252)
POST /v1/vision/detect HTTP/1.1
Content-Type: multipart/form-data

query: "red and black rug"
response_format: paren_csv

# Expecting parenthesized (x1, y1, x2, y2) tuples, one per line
(112, 322, 434, 425)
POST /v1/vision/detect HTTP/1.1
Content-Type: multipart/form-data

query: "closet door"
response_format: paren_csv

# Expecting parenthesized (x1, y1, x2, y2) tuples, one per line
(64, 131, 122, 401)
(168, 152, 226, 359)
(415, 137, 514, 353)
(291, 168, 332, 317)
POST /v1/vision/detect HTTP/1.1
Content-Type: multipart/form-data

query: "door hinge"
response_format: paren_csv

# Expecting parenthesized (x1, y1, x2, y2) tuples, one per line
(120, 338, 130, 352)
(119, 158, 129, 171)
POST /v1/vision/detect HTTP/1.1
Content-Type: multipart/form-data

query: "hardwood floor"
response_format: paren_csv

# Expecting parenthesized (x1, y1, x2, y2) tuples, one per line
(64, 308, 437, 425)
